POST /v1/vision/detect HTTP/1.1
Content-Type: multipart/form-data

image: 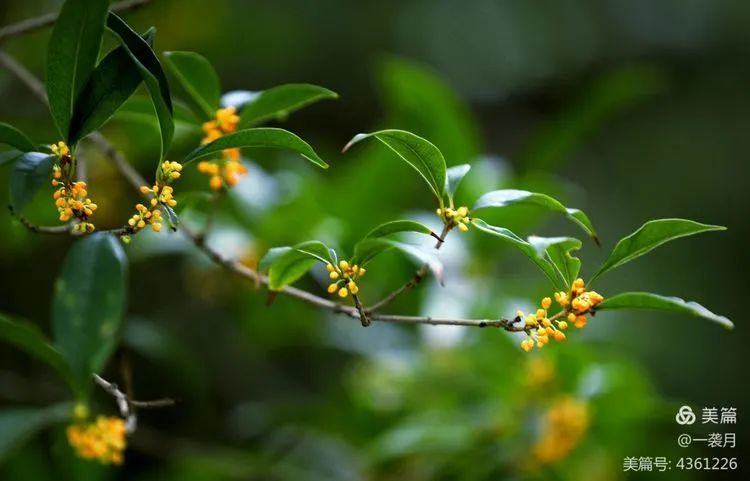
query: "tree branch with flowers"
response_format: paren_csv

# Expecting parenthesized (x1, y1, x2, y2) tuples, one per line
(0, 0, 735, 468)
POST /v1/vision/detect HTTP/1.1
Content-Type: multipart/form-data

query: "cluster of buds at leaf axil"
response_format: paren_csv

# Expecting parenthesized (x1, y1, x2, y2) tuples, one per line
(519, 278, 604, 352)
(326, 260, 366, 298)
(67, 413, 127, 465)
(124, 161, 182, 238)
(50, 141, 97, 233)
(198, 107, 247, 190)
(436, 206, 471, 232)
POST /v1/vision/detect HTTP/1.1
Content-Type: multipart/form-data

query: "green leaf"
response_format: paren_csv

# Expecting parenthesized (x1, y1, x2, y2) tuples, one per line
(364, 220, 436, 240)
(343, 129, 447, 202)
(0, 316, 78, 395)
(528, 236, 582, 289)
(45, 0, 110, 140)
(68, 28, 155, 143)
(106, 13, 174, 160)
(10, 152, 55, 212)
(0, 122, 35, 152)
(591, 219, 726, 282)
(52, 233, 128, 389)
(473, 189, 598, 243)
(183, 127, 327, 168)
(163, 51, 221, 120)
(445, 164, 471, 204)
(0, 404, 72, 463)
(259, 246, 292, 272)
(597, 292, 733, 330)
(0, 151, 22, 168)
(352, 238, 443, 283)
(293, 240, 336, 265)
(267, 250, 318, 291)
(237, 84, 338, 127)
(472, 219, 565, 290)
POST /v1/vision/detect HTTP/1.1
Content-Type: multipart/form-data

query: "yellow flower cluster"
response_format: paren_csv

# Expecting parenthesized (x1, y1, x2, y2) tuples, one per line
(519, 278, 604, 352)
(126, 161, 182, 236)
(326, 260, 367, 298)
(436, 206, 471, 232)
(198, 158, 248, 190)
(50, 142, 97, 233)
(67, 416, 127, 465)
(532, 397, 589, 464)
(198, 107, 246, 190)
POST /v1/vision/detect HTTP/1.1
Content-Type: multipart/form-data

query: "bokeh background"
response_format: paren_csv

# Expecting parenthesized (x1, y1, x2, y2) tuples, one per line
(1, 0, 748, 479)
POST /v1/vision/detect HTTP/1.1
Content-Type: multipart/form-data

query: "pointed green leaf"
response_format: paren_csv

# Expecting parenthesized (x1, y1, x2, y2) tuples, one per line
(52, 233, 128, 390)
(237, 84, 338, 127)
(528, 236, 582, 289)
(352, 238, 443, 283)
(10, 152, 55, 212)
(597, 292, 733, 330)
(46, 0, 110, 140)
(364, 220, 436, 240)
(343, 129, 447, 202)
(259, 246, 292, 272)
(0, 316, 78, 395)
(473, 189, 598, 243)
(163, 51, 221, 120)
(591, 219, 726, 282)
(0, 404, 72, 463)
(267, 250, 318, 291)
(106, 13, 173, 160)
(183, 127, 327, 168)
(445, 164, 471, 204)
(68, 28, 155, 143)
(0, 122, 35, 152)
(472, 219, 565, 290)
(294, 240, 336, 265)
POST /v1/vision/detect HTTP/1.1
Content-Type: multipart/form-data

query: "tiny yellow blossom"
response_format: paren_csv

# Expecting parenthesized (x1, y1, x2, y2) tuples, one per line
(67, 416, 127, 465)
(437, 205, 471, 232)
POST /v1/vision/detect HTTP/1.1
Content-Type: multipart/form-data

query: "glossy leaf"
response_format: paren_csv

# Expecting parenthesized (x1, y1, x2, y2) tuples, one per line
(183, 127, 327, 168)
(597, 292, 733, 330)
(163, 51, 221, 119)
(45, 0, 110, 139)
(473, 189, 598, 243)
(528, 236, 582, 289)
(344, 129, 446, 202)
(237, 84, 338, 127)
(591, 219, 726, 282)
(52, 233, 128, 389)
(0, 404, 72, 463)
(364, 220, 436, 240)
(0, 122, 35, 152)
(10, 152, 55, 212)
(106, 13, 173, 160)
(0, 316, 78, 394)
(472, 219, 565, 290)
(68, 28, 155, 143)
(259, 246, 292, 272)
(445, 164, 471, 204)
(294, 240, 336, 265)
(352, 238, 443, 283)
(267, 250, 318, 291)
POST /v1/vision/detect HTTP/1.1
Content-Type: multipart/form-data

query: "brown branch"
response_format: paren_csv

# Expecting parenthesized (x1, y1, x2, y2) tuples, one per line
(367, 223, 452, 312)
(0, 0, 153, 44)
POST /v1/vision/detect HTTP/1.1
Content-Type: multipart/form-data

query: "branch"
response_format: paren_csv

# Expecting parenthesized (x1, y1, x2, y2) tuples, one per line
(367, 223, 452, 312)
(1, 46, 527, 333)
(93, 374, 176, 434)
(0, 0, 153, 43)
(0, 50, 46, 101)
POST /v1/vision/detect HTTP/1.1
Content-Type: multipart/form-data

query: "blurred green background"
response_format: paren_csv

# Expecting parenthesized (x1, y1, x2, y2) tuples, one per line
(1, 0, 747, 479)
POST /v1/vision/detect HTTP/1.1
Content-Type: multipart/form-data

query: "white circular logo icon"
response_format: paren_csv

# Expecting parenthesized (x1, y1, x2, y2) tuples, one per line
(675, 405, 696, 425)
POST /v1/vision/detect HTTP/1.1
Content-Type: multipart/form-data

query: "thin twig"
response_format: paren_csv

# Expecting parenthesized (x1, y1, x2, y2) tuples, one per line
(0, 0, 153, 43)
(367, 223, 452, 312)
(7, 205, 70, 234)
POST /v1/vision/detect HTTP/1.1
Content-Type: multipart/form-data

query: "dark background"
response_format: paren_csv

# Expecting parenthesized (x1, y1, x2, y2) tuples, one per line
(1, 0, 748, 479)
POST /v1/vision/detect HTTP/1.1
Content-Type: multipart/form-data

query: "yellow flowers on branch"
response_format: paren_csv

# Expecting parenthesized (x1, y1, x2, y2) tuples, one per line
(326, 260, 367, 298)
(50, 141, 98, 232)
(67, 415, 127, 465)
(198, 107, 248, 190)
(519, 278, 604, 352)
(436, 205, 471, 232)
(122, 161, 182, 241)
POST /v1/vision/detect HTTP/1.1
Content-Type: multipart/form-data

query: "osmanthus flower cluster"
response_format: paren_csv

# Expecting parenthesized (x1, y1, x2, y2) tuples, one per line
(518, 278, 604, 352)
(532, 396, 590, 464)
(197, 106, 248, 190)
(67, 415, 127, 465)
(50, 141, 98, 232)
(0, 0, 736, 469)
